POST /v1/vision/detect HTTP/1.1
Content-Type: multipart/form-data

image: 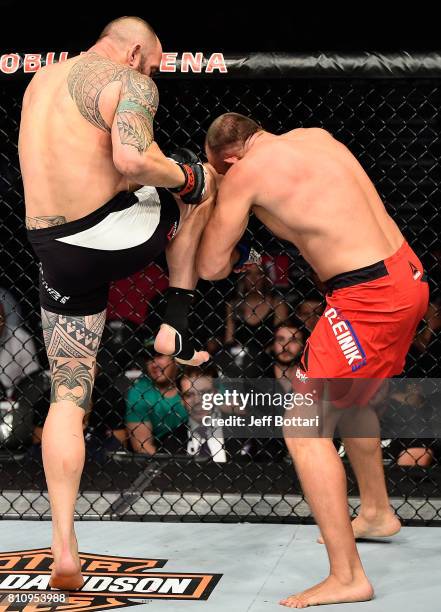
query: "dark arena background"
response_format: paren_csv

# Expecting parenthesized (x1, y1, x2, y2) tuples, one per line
(0, 6, 440, 611)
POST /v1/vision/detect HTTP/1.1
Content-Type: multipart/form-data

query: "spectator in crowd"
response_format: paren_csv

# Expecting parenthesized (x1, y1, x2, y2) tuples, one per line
(378, 247, 441, 467)
(245, 321, 304, 462)
(295, 296, 324, 338)
(270, 320, 305, 391)
(396, 442, 435, 467)
(389, 298, 441, 466)
(179, 364, 228, 462)
(383, 381, 437, 468)
(125, 348, 188, 455)
(404, 245, 441, 377)
(407, 298, 441, 377)
(225, 264, 288, 376)
(0, 287, 39, 397)
(179, 364, 255, 461)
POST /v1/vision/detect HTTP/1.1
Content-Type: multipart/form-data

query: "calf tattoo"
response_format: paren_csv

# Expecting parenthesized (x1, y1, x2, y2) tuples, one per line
(42, 308, 106, 410)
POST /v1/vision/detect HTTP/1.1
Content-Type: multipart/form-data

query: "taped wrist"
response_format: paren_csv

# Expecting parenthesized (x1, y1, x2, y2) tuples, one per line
(163, 287, 195, 360)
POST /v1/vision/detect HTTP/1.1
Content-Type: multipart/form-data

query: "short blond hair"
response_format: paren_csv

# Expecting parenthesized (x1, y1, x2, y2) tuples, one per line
(205, 112, 262, 157)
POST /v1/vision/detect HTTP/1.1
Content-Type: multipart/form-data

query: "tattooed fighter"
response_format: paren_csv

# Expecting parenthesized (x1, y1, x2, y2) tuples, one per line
(18, 17, 215, 590)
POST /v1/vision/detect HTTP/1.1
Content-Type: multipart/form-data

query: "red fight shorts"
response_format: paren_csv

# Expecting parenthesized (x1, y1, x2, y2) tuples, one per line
(295, 241, 429, 407)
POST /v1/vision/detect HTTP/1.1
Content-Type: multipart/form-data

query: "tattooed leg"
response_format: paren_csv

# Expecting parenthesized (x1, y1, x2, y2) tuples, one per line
(41, 307, 106, 590)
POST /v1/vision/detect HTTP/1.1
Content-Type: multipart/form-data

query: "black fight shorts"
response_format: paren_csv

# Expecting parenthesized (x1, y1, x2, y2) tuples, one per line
(27, 187, 180, 316)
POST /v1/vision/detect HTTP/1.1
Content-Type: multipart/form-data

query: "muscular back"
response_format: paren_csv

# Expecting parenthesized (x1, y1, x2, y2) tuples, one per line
(244, 129, 404, 280)
(19, 52, 158, 227)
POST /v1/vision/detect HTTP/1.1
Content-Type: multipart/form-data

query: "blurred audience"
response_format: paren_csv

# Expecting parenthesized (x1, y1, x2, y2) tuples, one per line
(84, 366, 129, 455)
(107, 263, 168, 325)
(125, 348, 188, 455)
(99, 319, 146, 371)
(225, 264, 288, 376)
(244, 321, 304, 462)
(0, 287, 39, 398)
(295, 297, 324, 338)
(382, 380, 438, 468)
(396, 444, 434, 467)
(180, 364, 227, 462)
(3, 242, 440, 476)
(390, 298, 440, 465)
(206, 335, 255, 378)
(406, 298, 441, 377)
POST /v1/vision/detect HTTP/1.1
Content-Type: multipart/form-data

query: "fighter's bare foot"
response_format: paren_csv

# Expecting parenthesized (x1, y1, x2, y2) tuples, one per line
(317, 511, 401, 543)
(154, 324, 209, 365)
(50, 540, 84, 591)
(154, 324, 177, 355)
(174, 352, 210, 366)
(279, 574, 374, 608)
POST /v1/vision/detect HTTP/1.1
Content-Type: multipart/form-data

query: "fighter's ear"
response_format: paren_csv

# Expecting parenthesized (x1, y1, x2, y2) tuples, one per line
(224, 155, 240, 165)
(127, 44, 142, 69)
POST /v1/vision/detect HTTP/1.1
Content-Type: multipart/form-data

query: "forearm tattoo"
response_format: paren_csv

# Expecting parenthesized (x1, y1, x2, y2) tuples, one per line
(26, 215, 67, 230)
(67, 52, 158, 152)
(42, 307, 106, 410)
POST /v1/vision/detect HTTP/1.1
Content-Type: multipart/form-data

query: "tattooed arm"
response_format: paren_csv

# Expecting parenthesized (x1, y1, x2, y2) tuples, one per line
(111, 70, 185, 188)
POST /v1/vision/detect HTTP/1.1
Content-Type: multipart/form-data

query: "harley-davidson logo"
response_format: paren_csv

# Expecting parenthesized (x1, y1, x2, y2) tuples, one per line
(0, 548, 222, 610)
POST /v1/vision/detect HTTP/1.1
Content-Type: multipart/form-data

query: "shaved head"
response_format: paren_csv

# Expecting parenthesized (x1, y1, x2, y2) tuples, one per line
(98, 16, 157, 45)
(94, 16, 162, 77)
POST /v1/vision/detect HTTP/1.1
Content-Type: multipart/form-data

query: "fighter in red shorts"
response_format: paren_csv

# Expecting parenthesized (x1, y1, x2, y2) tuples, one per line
(198, 113, 429, 608)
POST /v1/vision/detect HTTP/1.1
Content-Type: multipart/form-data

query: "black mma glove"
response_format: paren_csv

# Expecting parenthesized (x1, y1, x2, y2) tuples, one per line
(168, 147, 206, 205)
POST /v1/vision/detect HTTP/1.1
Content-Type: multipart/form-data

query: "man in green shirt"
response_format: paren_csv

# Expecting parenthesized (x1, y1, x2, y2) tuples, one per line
(125, 351, 188, 455)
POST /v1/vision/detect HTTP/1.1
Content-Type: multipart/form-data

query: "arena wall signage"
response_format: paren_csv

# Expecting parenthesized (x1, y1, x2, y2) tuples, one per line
(2, 51, 441, 80)
(0, 52, 228, 76)
(0, 548, 221, 610)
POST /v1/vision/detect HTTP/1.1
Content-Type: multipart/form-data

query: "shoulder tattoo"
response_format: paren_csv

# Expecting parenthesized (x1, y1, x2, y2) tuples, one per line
(67, 54, 159, 151)
(67, 53, 127, 132)
(116, 70, 159, 153)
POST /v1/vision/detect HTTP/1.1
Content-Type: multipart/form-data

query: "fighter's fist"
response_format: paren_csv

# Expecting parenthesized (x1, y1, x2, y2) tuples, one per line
(168, 147, 206, 205)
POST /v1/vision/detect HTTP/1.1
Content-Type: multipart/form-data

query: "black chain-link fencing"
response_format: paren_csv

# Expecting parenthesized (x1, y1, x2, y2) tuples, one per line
(0, 53, 440, 523)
